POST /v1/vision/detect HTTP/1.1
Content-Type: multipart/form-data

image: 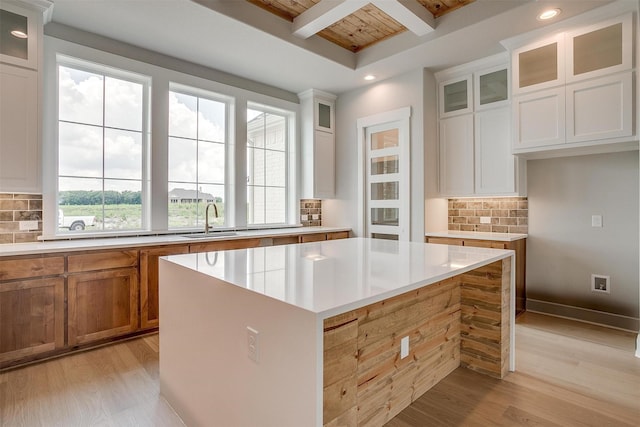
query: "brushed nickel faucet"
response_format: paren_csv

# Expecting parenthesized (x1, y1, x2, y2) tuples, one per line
(205, 202, 219, 234)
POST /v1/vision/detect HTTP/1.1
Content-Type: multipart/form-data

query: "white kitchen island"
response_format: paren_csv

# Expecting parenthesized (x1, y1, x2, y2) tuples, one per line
(159, 238, 515, 427)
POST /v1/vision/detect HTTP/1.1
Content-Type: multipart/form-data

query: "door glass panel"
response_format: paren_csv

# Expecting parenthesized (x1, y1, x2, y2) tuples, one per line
(371, 129, 398, 150)
(479, 69, 508, 105)
(318, 103, 331, 129)
(443, 80, 468, 113)
(371, 182, 398, 200)
(371, 155, 398, 175)
(0, 10, 27, 60)
(371, 208, 398, 226)
(371, 233, 398, 240)
(519, 43, 557, 88)
(573, 23, 622, 76)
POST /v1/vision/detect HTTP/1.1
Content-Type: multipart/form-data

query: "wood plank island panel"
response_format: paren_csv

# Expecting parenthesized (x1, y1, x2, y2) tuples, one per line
(323, 258, 511, 426)
(323, 278, 462, 426)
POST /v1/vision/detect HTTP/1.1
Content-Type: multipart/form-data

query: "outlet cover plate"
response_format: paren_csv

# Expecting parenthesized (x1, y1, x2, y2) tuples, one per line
(19, 220, 38, 231)
(591, 274, 610, 293)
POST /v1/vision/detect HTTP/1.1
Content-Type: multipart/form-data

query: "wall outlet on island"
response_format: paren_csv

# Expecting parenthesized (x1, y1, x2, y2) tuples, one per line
(400, 336, 409, 359)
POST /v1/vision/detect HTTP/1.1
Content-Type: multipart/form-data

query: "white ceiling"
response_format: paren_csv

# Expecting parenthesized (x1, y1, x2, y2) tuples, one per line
(48, 0, 614, 95)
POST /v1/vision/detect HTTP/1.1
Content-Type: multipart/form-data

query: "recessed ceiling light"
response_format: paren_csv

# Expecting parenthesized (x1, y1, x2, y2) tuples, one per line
(10, 30, 28, 39)
(538, 8, 561, 21)
(364, 75, 376, 81)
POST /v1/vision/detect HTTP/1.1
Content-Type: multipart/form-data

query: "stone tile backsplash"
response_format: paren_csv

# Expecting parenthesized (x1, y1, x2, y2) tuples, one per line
(300, 199, 321, 226)
(0, 193, 43, 244)
(448, 197, 528, 234)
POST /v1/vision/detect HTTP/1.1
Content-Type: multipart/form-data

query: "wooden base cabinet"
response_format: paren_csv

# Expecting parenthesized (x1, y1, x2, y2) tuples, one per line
(67, 250, 140, 347)
(140, 245, 189, 329)
(0, 278, 64, 364)
(427, 236, 526, 315)
(68, 268, 139, 346)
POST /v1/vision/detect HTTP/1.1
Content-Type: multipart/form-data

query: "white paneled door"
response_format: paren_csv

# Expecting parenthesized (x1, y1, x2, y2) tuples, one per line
(358, 108, 410, 241)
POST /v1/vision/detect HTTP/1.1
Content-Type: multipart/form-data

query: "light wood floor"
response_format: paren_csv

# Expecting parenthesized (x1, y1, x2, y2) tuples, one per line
(1, 312, 638, 426)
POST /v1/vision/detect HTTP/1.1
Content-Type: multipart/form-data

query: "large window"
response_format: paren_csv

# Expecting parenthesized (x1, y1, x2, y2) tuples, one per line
(57, 60, 149, 233)
(247, 106, 289, 225)
(168, 86, 229, 229)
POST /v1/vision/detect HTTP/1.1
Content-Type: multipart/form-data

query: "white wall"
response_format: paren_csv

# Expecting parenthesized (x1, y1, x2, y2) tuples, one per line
(323, 68, 446, 241)
(527, 151, 639, 330)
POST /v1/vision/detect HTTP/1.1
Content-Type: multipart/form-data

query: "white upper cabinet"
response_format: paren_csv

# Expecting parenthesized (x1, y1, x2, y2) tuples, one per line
(475, 64, 509, 110)
(512, 33, 565, 95)
(298, 89, 336, 199)
(436, 53, 525, 197)
(0, 1, 42, 70)
(504, 3, 637, 158)
(439, 75, 472, 117)
(0, 0, 52, 194)
(566, 13, 632, 83)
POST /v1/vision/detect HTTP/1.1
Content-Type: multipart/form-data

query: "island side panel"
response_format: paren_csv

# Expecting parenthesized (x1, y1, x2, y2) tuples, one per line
(460, 257, 511, 379)
(323, 277, 462, 427)
(159, 259, 320, 427)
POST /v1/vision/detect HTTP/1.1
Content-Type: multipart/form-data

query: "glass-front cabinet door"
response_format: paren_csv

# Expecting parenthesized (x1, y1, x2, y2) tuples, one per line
(566, 13, 632, 83)
(0, 2, 39, 69)
(512, 33, 564, 95)
(475, 65, 509, 110)
(439, 75, 472, 117)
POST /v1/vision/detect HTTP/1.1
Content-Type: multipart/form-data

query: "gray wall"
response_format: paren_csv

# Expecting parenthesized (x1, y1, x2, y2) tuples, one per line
(323, 69, 429, 242)
(527, 151, 639, 328)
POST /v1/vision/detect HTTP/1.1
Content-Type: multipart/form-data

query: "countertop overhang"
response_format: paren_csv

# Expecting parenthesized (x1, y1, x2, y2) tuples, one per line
(162, 237, 514, 319)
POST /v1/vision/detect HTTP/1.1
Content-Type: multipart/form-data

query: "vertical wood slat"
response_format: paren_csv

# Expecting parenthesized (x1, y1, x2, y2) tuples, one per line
(460, 258, 511, 379)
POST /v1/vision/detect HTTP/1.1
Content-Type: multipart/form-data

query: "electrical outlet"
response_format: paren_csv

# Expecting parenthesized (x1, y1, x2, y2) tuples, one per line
(301, 214, 308, 221)
(591, 215, 603, 228)
(312, 214, 319, 220)
(480, 216, 491, 224)
(591, 274, 610, 293)
(247, 326, 259, 363)
(400, 336, 409, 359)
(19, 220, 38, 231)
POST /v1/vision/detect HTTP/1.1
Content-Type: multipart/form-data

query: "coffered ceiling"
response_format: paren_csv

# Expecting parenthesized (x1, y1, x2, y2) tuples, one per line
(48, 0, 616, 95)
(247, 0, 475, 52)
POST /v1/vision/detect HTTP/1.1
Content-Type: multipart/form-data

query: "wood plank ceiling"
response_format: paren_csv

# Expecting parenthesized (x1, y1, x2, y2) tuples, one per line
(247, 0, 475, 52)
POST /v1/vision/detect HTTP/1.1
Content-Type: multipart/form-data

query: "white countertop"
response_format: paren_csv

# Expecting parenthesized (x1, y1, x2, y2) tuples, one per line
(426, 230, 527, 242)
(163, 237, 513, 318)
(0, 226, 350, 257)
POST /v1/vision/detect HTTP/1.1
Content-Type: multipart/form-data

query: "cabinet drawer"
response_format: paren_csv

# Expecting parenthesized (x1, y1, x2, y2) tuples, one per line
(426, 237, 463, 246)
(327, 231, 349, 240)
(272, 236, 300, 246)
(189, 238, 262, 253)
(0, 256, 64, 281)
(299, 233, 327, 243)
(68, 250, 138, 273)
(463, 239, 507, 249)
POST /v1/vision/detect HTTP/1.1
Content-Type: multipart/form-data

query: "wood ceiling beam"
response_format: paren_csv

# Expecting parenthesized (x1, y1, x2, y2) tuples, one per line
(370, 0, 435, 36)
(292, 0, 369, 39)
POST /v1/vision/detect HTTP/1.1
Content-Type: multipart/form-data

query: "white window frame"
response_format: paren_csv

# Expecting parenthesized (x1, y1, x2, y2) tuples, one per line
(246, 101, 296, 227)
(42, 36, 299, 239)
(168, 82, 234, 230)
(52, 54, 151, 236)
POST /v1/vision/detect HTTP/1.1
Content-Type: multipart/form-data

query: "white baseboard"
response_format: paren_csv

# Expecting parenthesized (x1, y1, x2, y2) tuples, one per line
(526, 299, 639, 332)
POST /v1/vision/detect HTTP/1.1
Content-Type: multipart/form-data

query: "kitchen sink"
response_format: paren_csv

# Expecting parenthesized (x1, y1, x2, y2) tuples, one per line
(180, 232, 238, 238)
